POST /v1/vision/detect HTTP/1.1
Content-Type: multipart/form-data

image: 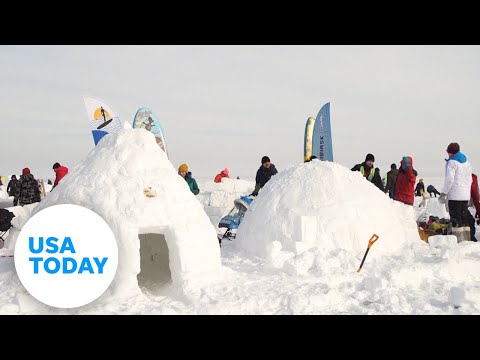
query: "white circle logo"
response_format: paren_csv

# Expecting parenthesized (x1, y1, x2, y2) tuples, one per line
(14, 204, 118, 309)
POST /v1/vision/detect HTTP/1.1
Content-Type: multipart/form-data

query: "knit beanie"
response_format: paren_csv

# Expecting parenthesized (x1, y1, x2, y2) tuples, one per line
(365, 154, 375, 162)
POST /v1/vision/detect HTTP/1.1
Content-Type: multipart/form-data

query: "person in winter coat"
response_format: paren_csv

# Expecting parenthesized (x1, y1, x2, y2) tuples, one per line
(439, 142, 473, 230)
(427, 185, 441, 197)
(214, 168, 230, 183)
(393, 156, 417, 206)
(351, 153, 385, 192)
(7, 175, 19, 206)
(17, 168, 41, 206)
(415, 179, 425, 197)
(250, 156, 278, 196)
(178, 163, 199, 195)
(467, 173, 480, 241)
(385, 163, 399, 199)
(52, 162, 69, 190)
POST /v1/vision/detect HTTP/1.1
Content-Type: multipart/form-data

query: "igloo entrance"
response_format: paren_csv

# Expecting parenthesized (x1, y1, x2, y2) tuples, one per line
(137, 233, 172, 292)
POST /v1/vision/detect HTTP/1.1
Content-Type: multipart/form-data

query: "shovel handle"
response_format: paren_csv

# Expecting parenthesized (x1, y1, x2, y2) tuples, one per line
(357, 234, 380, 272)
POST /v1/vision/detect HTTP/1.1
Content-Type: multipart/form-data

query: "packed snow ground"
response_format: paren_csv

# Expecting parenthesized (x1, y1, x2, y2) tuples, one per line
(0, 131, 479, 314)
(2, 225, 479, 314)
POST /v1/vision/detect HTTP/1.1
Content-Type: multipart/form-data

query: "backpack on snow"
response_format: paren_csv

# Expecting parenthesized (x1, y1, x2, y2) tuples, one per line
(0, 208, 15, 232)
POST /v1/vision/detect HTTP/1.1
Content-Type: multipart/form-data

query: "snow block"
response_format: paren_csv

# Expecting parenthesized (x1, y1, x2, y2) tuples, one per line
(428, 235, 458, 250)
(210, 190, 236, 208)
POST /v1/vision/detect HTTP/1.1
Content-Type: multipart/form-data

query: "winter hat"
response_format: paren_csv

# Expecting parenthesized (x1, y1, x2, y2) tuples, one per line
(52, 162, 61, 169)
(390, 163, 397, 169)
(261, 156, 270, 164)
(365, 153, 375, 162)
(22, 168, 31, 175)
(446, 142, 460, 154)
(178, 163, 188, 173)
(223, 168, 229, 175)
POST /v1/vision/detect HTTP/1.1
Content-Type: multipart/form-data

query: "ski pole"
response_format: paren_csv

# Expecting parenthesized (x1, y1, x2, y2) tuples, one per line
(357, 234, 379, 273)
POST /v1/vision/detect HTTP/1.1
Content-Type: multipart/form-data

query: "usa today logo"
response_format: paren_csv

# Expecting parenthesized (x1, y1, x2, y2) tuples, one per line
(14, 204, 118, 309)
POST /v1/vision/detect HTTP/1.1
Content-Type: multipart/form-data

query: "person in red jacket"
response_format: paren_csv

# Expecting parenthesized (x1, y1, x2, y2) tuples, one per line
(214, 168, 230, 183)
(394, 156, 417, 206)
(468, 173, 480, 241)
(52, 162, 69, 190)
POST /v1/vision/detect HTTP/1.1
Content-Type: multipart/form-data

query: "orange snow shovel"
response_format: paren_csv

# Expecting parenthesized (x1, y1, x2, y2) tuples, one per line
(357, 234, 379, 272)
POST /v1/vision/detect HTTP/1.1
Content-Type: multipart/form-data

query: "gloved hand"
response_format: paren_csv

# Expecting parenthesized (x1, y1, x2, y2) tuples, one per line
(402, 156, 411, 168)
(438, 193, 447, 204)
(250, 184, 260, 197)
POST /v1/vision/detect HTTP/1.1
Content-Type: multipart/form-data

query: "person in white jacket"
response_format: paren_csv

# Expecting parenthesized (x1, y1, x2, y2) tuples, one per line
(439, 142, 473, 231)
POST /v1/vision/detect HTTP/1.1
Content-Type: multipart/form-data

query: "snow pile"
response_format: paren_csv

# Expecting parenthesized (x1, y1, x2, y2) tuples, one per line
(236, 160, 421, 262)
(11, 129, 222, 301)
(198, 178, 254, 232)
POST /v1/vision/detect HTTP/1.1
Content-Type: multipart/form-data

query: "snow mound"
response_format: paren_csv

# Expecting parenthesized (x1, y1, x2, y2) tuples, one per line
(21, 129, 222, 298)
(236, 160, 421, 260)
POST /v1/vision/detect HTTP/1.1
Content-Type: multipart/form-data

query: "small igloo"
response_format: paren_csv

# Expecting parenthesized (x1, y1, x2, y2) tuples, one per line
(30, 129, 222, 296)
(236, 160, 420, 259)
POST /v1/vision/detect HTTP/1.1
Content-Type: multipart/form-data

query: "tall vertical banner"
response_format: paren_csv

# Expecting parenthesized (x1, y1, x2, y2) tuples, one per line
(133, 107, 169, 158)
(83, 96, 124, 145)
(303, 116, 316, 162)
(312, 102, 333, 161)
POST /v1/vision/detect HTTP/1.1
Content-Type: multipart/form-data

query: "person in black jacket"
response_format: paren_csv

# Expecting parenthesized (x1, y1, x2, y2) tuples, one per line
(351, 153, 385, 192)
(7, 175, 19, 206)
(415, 179, 425, 197)
(250, 156, 278, 196)
(384, 163, 399, 199)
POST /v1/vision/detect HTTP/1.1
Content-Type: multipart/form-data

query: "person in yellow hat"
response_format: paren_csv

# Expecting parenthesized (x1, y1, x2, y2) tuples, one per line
(178, 163, 199, 195)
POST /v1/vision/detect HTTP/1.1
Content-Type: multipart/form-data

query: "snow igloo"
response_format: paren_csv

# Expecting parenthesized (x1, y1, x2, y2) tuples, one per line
(30, 129, 222, 296)
(236, 160, 420, 260)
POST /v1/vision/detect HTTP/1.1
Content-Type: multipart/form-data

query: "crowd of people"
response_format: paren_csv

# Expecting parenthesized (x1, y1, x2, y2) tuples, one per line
(185, 143, 479, 241)
(177, 155, 279, 198)
(347, 143, 479, 242)
(4, 142, 479, 242)
(4, 163, 69, 207)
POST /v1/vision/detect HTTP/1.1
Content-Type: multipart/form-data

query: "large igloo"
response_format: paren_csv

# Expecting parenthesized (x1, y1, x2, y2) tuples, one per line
(236, 160, 420, 259)
(28, 129, 222, 297)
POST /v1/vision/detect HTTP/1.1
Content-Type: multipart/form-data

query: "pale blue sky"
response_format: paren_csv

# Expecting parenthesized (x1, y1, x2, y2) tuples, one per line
(1, 45, 479, 180)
